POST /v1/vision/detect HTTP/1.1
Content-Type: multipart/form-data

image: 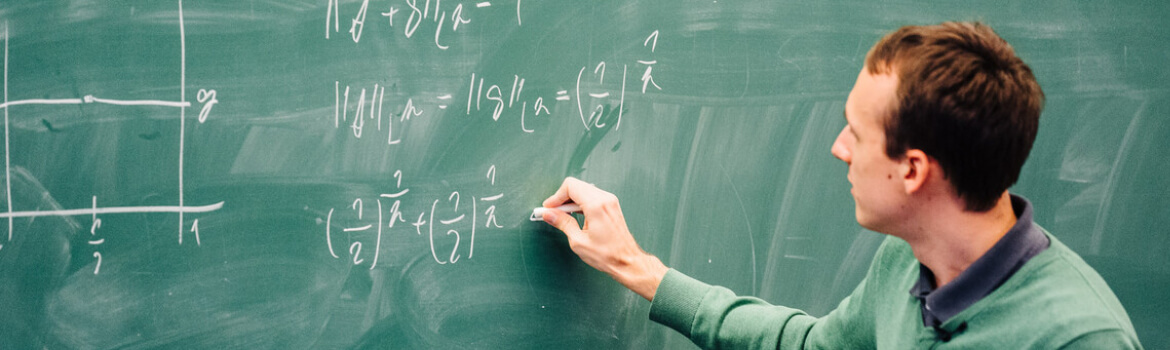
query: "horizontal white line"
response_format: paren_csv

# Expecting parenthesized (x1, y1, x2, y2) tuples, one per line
(0, 98, 84, 108)
(88, 239, 105, 245)
(0, 96, 191, 109)
(436, 94, 453, 100)
(0, 201, 224, 219)
(637, 60, 658, 65)
(556, 90, 568, 95)
(588, 92, 610, 98)
(439, 215, 465, 225)
(380, 189, 409, 198)
(476, 2, 491, 7)
(343, 225, 372, 232)
(85, 95, 191, 107)
(480, 194, 503, 201)
(555, 96, 570, 101)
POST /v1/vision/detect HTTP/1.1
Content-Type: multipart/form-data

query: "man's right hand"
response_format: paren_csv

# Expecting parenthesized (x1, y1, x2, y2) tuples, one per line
(541, 177, 668, 301)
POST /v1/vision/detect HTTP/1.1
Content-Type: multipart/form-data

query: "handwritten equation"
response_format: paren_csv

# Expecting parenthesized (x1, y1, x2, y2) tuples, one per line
(319, 4, 668, 267)
(324, 165, 505, 267)
(326, 0, 522, 49)
(330, 30, 663, 144)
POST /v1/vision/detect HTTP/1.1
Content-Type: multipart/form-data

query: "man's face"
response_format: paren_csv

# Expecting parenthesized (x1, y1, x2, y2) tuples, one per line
(831, 68, 909, 233)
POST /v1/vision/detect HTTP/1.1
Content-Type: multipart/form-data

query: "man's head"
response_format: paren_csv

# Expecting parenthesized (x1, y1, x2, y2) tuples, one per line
(834, 22, 1044, 221)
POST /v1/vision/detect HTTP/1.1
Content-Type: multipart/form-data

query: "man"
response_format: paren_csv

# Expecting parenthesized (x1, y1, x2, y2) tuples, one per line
(540, 22, 1143, 348)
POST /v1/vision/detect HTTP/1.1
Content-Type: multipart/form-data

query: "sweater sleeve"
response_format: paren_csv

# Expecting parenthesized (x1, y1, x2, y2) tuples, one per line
(648, 238, 908, 350)
(649, 269, 874, 349)
(1058, 329, 1143, 350)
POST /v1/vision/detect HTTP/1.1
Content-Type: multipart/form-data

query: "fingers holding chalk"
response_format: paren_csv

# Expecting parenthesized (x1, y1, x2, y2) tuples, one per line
(530, 203, 582, 221)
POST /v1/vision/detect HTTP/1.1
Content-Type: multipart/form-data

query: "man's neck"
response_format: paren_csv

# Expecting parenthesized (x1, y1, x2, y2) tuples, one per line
(902, 192, 1018, 288)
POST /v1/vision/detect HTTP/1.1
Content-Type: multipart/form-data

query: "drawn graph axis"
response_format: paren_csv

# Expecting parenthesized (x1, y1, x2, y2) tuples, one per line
(0, 0, 223, 249)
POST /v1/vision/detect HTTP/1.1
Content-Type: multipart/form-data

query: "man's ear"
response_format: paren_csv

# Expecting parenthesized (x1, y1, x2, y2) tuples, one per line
(901, 149, 931, 194)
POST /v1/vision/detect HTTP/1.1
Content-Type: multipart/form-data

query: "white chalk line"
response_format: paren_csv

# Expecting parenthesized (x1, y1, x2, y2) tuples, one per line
(178, 0, 188, 243)
(0, 97, 190, 109)
(4, 22, 11, 241)
(0, 201, 224, 219)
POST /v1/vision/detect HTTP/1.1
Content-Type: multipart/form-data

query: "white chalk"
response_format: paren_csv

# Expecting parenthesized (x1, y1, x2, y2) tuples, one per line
(530, 203, 582, 221)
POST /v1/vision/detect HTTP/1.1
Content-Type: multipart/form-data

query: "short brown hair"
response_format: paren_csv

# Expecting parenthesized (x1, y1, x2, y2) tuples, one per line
(865, 22, 1044, 211)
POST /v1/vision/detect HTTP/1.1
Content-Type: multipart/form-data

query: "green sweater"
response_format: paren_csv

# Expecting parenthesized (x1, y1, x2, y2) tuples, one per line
(649, 233, 1142, 349)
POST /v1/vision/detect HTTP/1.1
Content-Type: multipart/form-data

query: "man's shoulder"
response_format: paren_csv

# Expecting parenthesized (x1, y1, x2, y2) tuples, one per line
(963, 230, 1141, 347)
(1006, 231, 1129, 317)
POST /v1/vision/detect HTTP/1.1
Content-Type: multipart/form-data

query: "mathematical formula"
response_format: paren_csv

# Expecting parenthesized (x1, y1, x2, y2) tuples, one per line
(329, 31, 664, 144)
(327, 0, 522, 49)
(324, 166, 505, 267)
(320, 2, 666, 265)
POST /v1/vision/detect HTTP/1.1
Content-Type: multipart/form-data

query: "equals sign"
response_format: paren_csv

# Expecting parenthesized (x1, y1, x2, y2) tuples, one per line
(437, 94, 452, 109)
(555, 90, 570, 101)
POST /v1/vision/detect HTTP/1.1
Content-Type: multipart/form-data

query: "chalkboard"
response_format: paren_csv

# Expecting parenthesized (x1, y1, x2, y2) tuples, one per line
(1, 1, 1167, 349)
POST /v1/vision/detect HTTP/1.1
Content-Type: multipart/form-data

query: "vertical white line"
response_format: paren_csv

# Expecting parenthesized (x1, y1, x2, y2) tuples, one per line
(326, 0, 334, 39)
(376, 86, 384, 130)
(334, 81, 339, 128)
(370, 199, 382, 270)
(508, 75, 517, 107)
(617, 65, 626, 130)
(4, 22, 12, 242)
(178, 0, 187, 243)
(469, 197, 476, 259)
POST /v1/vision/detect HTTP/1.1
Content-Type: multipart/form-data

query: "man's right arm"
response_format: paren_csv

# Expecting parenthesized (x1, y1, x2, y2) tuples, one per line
(650, 267, 876, 349)
(540, 177, 876, 349)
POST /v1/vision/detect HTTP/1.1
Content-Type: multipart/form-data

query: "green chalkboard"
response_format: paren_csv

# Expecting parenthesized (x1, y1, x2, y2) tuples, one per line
(1, 1, 1167, 348)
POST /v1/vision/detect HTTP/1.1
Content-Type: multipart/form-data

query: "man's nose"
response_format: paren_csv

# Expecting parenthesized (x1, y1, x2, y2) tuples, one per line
(831, 127, 852, 164)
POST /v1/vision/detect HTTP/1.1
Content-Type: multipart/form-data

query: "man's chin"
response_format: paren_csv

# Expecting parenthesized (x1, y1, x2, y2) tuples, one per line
(854, 209, 880, 232)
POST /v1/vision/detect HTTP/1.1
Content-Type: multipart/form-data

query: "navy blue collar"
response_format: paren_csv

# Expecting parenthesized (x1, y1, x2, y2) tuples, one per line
(910, 194, 1051, 327)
